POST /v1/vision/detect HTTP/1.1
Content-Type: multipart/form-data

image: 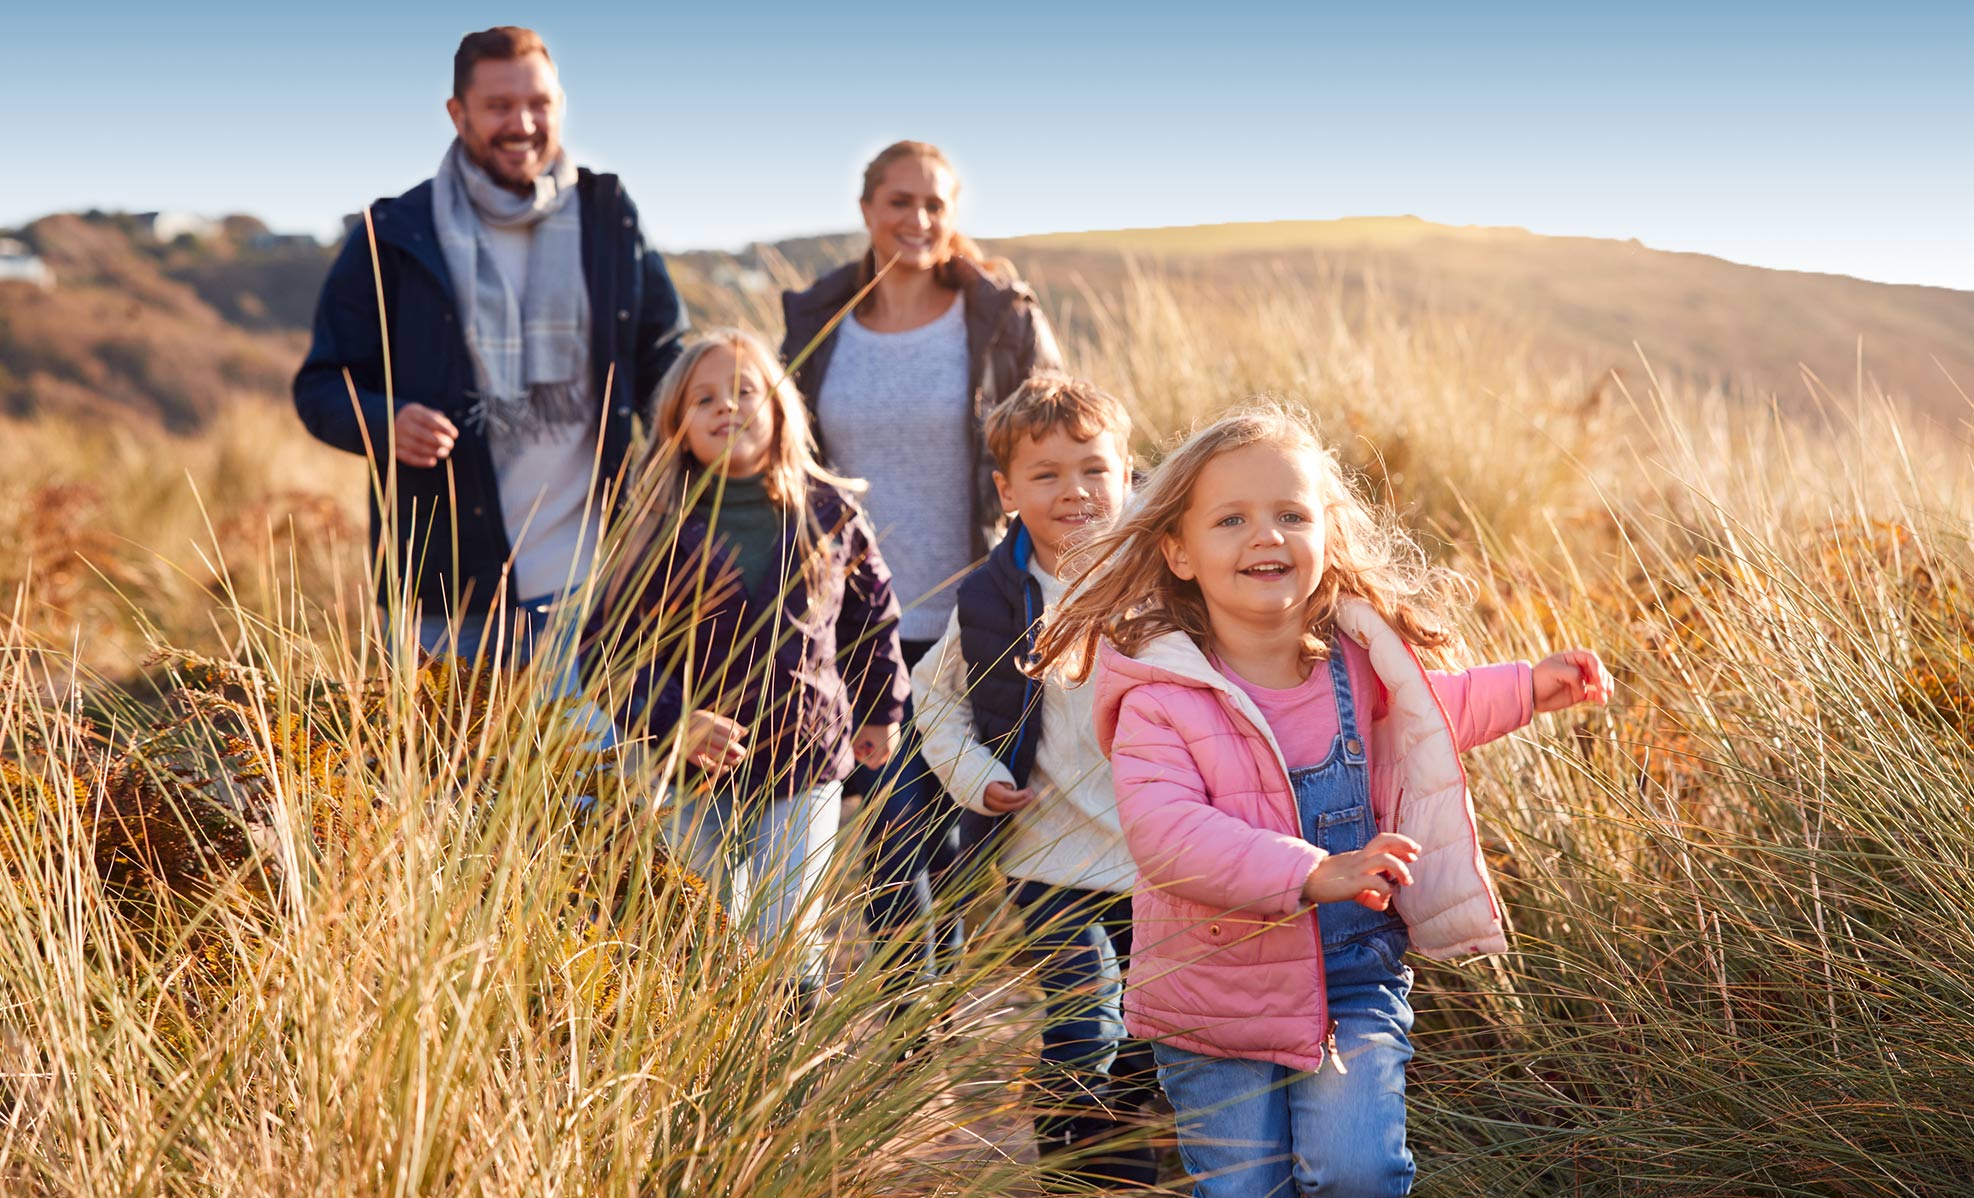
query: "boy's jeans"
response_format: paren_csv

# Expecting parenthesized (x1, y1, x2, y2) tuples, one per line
(1011, 880, 1161, 1184)
(1150, 931, 1416, 1198)
(663, 780, 845, 988)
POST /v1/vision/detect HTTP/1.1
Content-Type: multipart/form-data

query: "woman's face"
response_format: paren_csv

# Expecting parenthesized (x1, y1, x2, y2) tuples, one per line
(676, 344, 775, 477)
(860, 154, 958, 273)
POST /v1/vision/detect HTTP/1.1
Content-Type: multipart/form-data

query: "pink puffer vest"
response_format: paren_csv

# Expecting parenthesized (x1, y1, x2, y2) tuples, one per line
(1092, 597, 1532, 1071)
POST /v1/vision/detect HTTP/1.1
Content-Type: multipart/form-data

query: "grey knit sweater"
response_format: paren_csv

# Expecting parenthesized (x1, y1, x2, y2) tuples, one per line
(814, 298, 973, 642)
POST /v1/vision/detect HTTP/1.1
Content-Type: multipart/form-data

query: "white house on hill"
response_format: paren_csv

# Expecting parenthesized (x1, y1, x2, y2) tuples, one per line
(0, 238, 53, 289)
(134, 211, 220, 243)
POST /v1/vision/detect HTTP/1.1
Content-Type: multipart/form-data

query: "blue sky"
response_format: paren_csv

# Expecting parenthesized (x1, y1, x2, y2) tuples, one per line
(9, 2, 1971, 288)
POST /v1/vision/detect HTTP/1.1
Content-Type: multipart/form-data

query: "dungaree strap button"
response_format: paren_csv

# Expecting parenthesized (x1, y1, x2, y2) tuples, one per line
(1345, 737, 1363, 756)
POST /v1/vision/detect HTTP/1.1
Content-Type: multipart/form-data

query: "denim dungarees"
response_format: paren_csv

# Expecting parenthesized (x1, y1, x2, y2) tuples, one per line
(1293, 635, 1408, 961)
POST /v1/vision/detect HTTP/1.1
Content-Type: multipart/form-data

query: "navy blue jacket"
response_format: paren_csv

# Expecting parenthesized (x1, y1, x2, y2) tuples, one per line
(595, 479, 909, 800)
(293, 170, 689, 615)
(950, 519, 1048, 857)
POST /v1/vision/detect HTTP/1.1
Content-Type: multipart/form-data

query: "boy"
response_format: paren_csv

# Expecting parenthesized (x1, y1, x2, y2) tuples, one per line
(912, 372, 1155, 1188)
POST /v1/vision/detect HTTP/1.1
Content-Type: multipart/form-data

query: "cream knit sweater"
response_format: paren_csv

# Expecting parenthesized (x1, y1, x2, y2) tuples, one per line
(911, 564, 1137, 894)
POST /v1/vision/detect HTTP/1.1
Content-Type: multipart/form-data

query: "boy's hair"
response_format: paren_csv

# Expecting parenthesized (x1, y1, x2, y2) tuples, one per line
(453, 26, 552, 99)
(983, 371, 1134, 473)
(1031, 401, 1464, 683)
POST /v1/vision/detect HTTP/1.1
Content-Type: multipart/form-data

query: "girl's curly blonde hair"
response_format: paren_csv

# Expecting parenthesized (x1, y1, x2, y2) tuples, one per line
(1032, 401, 1467, 682)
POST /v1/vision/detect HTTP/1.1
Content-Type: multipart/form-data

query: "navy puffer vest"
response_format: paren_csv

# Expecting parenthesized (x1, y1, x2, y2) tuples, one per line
(952, 520, 1047, 860)
(956, 520, 1047, 781)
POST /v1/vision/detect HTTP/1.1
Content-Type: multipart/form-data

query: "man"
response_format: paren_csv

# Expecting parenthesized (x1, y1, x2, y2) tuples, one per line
(294, 26, 687, 674)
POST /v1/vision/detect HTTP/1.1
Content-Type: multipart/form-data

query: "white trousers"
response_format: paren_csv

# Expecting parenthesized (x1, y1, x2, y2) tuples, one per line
(663, 780, 844, 986)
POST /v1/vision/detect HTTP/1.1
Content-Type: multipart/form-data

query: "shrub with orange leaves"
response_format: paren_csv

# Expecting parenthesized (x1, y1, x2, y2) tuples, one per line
(1805, 520, 1974, 747)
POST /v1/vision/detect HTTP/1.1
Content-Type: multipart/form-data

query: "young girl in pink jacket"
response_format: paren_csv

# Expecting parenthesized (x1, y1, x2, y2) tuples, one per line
(1032, 404, 1612, 1197)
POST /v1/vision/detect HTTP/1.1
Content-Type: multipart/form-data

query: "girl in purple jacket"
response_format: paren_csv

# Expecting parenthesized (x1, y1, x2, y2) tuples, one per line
(595, 328, 908, 1004)
(1033, 404, 1611, 1197)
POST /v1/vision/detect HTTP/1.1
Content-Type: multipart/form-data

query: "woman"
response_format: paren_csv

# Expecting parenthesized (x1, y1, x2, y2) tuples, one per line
(781, 140, 1062, 997)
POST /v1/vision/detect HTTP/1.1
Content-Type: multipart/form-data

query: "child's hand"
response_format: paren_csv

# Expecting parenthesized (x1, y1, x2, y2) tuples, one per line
(1301, 832, 1421, 911)
(1532, 649, 1615, 713)
(982, 781, 1037, 814)
(683, 709, 748, 773)
(851, 723, 900, 768)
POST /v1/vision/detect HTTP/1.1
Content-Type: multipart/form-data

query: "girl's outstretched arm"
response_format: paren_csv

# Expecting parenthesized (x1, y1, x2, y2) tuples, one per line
(1111, 689, 1326, 918)
(1425, 661, 1535, 753)
(1427, 649, 1613, 751)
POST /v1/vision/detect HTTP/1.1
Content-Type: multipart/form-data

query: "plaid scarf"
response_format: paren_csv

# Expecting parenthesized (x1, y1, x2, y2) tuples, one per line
(432, 139, 590, 442)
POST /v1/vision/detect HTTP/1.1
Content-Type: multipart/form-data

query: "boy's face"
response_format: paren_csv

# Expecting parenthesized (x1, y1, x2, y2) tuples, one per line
(993, 426, 1131, 565)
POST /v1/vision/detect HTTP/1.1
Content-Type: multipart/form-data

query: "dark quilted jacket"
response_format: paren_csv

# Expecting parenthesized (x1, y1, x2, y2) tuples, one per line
(593, 478, 909, 799)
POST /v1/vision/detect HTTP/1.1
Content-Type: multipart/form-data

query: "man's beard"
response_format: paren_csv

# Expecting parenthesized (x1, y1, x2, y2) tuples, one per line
(465, 128, 554, 192)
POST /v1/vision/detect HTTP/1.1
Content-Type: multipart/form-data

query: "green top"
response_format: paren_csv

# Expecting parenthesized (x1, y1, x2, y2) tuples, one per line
(692, 473, 785, 596)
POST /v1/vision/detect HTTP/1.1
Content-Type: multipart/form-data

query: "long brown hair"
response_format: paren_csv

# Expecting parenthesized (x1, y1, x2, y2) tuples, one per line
(856, 140, 1007, 291)
(1032, 402, 1466, 682)
(601, 328, 864, 613)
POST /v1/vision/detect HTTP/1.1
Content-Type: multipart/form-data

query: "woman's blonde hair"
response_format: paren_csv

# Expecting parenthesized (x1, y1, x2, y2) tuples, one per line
(1032, 402, 1465, 682)
(602, 328, 863, 612)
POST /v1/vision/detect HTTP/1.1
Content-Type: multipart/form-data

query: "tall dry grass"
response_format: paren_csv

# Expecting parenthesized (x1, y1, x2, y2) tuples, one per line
(0, 400, 366, 685)
(3, 263, 1972, 1194)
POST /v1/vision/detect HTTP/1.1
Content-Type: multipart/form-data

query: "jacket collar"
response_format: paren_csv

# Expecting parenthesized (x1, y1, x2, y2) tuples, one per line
(358, 179, 453, 305)
(785, 251, 1029, 337)
(1090, 596, 1392, 787)
(989, 517, 1034, 577)
(783, 258, 864, 328)
(359, 168, 599, 310)
(1103, 631, 1296, 788)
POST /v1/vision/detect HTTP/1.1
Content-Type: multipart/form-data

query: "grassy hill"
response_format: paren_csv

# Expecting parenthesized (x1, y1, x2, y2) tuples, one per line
(5, 207, 1974, 1196)
(666, 216, 1974, 432)
(4, 211, 1969, 432)
(0, 213, 310, 430)
(992, 217, 1974, 427)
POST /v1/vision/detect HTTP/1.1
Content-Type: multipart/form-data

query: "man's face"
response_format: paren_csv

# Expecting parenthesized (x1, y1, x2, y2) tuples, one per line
(446, 53, 563, 193)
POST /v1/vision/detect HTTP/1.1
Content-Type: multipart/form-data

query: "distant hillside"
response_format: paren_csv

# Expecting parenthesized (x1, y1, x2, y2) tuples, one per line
(671, 218, 1973, 429)
(994, 218, 1974, 425)
(0, 213, 315, 429)
(5, 213, 1969, 432)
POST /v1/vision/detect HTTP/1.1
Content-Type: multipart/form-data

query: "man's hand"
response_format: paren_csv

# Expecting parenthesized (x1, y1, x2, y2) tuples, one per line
(1301, 832, 1421, 911)
(982, 781, 1037, 814)
(851, 723, 900, 769)
(394, 403, 459, 468)
(683, 709, 748, 774)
